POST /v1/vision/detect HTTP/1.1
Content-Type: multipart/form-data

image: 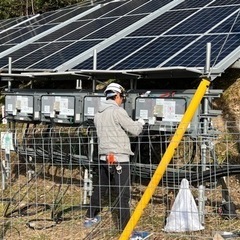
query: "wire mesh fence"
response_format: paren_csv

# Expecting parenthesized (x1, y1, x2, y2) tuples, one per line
(0, 120, 239, 239)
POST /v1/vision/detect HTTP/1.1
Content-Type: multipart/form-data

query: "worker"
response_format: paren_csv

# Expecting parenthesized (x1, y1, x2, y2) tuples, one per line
(84, 82, 145, 231)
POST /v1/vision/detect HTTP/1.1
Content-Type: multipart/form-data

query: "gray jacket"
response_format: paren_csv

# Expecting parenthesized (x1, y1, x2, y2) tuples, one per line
(94, 99, 143, 156)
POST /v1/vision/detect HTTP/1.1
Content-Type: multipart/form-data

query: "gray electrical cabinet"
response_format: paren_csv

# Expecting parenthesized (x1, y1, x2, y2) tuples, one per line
(40, 94, 82, 124)
(5, 94, 41, 122)
(83, 94, 128, 121)
(124, 93, 138, 119)
(3, 88, 221, 132)
(135, 96, 190, 131)
(83, 95, 105, 120)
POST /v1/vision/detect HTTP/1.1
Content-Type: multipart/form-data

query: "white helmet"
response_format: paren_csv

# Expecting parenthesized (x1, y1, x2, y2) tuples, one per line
(104, 83, 126, 99)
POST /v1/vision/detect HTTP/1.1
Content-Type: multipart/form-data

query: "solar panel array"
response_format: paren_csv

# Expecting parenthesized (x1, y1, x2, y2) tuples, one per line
(0, 16, 31, 32)
(75, 0, 240, 71)
(0, 0, 239, 78)
(0, 5, 95, 59)
(0, 0, 174, 71)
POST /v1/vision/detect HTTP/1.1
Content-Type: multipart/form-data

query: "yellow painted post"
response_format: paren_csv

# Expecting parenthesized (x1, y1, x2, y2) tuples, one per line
(119, 78, 210, 240)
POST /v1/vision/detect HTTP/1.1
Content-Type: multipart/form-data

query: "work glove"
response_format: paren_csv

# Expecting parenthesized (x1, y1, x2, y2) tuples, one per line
(137, 118, 145, 125)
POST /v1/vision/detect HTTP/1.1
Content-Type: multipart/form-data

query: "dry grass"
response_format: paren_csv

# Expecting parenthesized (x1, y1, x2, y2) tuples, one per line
(1, 163, 240, 240)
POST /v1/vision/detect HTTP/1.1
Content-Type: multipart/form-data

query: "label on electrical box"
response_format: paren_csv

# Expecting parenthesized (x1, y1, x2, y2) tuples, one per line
(139, 109, 148, 119)
(87, 107, 95, 116)
(136, 97, 186, 123)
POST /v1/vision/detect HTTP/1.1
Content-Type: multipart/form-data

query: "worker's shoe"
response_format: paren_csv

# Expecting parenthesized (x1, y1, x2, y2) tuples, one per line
(84, 216, 101, 228)
(130, 231, 150, 239)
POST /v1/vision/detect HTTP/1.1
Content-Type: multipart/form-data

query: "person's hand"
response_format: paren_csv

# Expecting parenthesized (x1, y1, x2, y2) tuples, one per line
(137, 118, 145, 125)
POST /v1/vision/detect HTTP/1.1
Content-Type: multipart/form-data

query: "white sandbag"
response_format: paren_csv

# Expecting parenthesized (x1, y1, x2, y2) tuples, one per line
(164, 178, 204, 232)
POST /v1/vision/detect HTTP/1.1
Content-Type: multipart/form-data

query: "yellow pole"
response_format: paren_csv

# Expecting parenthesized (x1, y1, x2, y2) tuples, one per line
(119, 78, 210, 240)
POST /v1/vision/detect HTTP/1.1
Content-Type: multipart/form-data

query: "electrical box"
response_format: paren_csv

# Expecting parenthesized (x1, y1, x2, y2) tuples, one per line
(41, 95, 82, 124)
(5, 94, 41, 122)
(135, 97, 188, 131)
(124, 93, 138, 118)
(83, 95, 105, 120)
(83, 94, 127, 120)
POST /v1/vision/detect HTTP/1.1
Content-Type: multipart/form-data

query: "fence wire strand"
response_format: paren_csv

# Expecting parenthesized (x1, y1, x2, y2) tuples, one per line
(0, 120, 239, 239)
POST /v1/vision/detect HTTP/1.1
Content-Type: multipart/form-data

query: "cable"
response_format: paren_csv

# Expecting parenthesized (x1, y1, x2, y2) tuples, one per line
(3, 164, 45, 217)
(5, 203, 51, 218)
(26, 219, 57, 230)
(53, 204, 89, 222)
(132, 163, 240, 185)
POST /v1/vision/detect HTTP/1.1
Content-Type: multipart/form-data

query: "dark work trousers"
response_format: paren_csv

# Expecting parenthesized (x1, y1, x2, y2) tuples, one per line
(85, 161, 131, 231)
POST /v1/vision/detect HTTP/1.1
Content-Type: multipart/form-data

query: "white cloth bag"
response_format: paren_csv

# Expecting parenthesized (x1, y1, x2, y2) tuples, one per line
(164, 178, 204, 232)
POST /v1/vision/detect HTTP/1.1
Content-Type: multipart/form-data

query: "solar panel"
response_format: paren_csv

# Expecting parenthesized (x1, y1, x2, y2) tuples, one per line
(0, 43, 47, 67)
(5, 25, 56, 44)
(0, 3, 102, 59)
(37, 20, 91, 42)
(130, 0, 173, 14)
(0, 16, 29, 31)
(38, 0, 151, 42)
(26, 40, 99, 69)
(0, 1, 128, 69)
(209, 0, 240, 6)
(0, 13, 58, 45)
(14, 42, 74, 69)
(52, 18, 116, 41)
(75, 37, 154, 69)
(1, 0, 173, 71)
(0, 15, 41, 41)
(0, 18, 13, 30)
(47, 6, 93, 24)
(73, 1, 240, 75)
(31, 6, 92, 25)
(24, 12, 56, 26)
(0, 41, 100, 69)
(80, 1, 127, 20)
(167, 6, 240, 35)
(0, 0, 239, 80)
(0, 45, 14, 55)
(112, 36, 197, 70)
(103, 0, 149, 17)
(173, 0, 216, 9)
(129, 10, 197, 37)
(75, 8, 199, 69)
(85, 15, 146, 39)
(210, 12, 240, 33)
(0, 27, 31, 43)
(54, 0, 182, 72)
(163, 34, 240, 67)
